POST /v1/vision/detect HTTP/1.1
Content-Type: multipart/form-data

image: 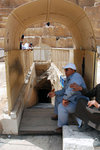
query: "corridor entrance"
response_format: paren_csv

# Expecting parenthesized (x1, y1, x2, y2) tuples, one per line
(1, 0, 97, 134)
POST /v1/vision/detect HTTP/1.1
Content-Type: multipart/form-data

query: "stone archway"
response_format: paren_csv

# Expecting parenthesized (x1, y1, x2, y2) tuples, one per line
(5, 0, 96, 51)
(2, 0, 97, 134)
(5, 0, 97, 108)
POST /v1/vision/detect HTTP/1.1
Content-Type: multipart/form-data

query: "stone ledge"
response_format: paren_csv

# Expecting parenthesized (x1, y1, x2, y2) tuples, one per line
(63, 125, 99, 150)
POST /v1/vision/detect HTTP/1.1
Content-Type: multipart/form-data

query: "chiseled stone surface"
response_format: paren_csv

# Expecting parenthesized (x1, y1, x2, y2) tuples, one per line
(24, 28, 44, 36)
(41, 37, 56, 48)
(63, 125, 99, 150)
(0, 135, 62, 150)
(0, 0, 100, 49)
(0, 28, 5, 37)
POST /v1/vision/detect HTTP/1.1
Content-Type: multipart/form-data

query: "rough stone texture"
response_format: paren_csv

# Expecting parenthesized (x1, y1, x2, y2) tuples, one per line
(43, 26, 55, 36)
(0, 135, 62, 150)
(0, 0, 30, 8)
(41, 37, 56, 48)
(24, 28, 44, 36)
(0, 8, 12, 16)
(56, 37, 73, 48)
(54, 25, 71, 37)
(35, 62, 51, 76)
(96, 39, 100, 45)
(56, 38, 66, 48)
(0, 0, 100, 50)
(85, 6, 100, 22)
(78, 0, 95, 7)
(0, 28, 5, 37)
(63, 125, 99, 150)
(0, 23, 6, 28)
(84, 5, 100, 45)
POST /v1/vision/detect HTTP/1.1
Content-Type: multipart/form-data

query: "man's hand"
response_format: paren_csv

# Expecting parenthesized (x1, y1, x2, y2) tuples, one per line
(70, 83, 82, 91)
(48, 91, 55, 98)
(88, 100, 100, 108)
(62, 99, 69, 107)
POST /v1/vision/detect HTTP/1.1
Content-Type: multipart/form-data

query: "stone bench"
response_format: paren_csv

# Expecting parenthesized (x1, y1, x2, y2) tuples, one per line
(63, 125, 99, 150)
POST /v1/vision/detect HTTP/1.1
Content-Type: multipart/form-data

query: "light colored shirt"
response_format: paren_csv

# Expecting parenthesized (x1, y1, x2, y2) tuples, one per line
(55, 72, 86, 104)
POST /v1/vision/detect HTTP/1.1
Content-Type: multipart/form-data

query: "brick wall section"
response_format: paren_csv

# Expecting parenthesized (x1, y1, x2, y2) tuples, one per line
(85, 6, 100, 45)
(78, 0, 95, 7)
(41, 37, 56, 48)
(24, 28, 44, 37)
(23, 23, 73, 48)
(0, 0, 29, 8)
(0, 0, 100, 50)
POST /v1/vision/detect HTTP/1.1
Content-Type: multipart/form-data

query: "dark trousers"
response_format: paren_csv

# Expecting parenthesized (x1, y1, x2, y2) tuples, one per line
(75, 98, 100, 130)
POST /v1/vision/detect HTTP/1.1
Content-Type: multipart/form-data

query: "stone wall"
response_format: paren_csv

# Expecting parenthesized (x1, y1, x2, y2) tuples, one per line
(24, 23, 72, 49)
(78, 0, 95, 7)
(85, 5, 100, 46)
(0, 0, 100, 52)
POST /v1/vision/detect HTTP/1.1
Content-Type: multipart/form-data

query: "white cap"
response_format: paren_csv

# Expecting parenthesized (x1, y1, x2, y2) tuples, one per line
(63, 63, 76, 70)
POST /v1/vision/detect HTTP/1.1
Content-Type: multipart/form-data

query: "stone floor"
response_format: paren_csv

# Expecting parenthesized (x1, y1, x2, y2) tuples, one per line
(0, 135, 62, 150)
(19, 103, 58, 135)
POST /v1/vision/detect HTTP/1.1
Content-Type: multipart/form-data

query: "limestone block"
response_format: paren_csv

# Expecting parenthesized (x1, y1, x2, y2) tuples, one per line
(54, 25, 71, 37)
(94, 28, 100, 38)
(63, 125, 97, 150)
(43, 26, 55, 36)
(0, 8, 12, 16)
(0, 23, 6, 28)
(85, 6, 100, 21)
(56, 38, 66, 48)
(41, 37, 56, 47)
(65, 38, 73, 48)
(78, 0, 94, 7)
(0, 0, 29, 8)
(66, 0, 77, 4)
(0, 28, 5, 37)
(32, 22, 45, 28)
(92, 21, 100, 29)
(24, 28, 43, 36)
(56, 37, 73, 48)
(96, 38, 100, 45)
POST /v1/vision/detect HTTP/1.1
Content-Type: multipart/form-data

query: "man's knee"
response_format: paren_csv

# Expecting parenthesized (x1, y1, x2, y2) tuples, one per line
(58, 103, 65, 113)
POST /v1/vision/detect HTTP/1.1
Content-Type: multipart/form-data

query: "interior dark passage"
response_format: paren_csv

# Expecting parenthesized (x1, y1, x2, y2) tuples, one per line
(37, 80, 52, 103)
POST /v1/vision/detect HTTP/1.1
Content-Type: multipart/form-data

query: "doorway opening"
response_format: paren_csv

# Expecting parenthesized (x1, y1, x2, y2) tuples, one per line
(35, 62, 53, 104)
(37, 79, 52, 103)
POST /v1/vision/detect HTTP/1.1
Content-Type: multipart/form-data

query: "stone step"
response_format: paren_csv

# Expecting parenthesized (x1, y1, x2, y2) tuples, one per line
(63, 125, 99, 150)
